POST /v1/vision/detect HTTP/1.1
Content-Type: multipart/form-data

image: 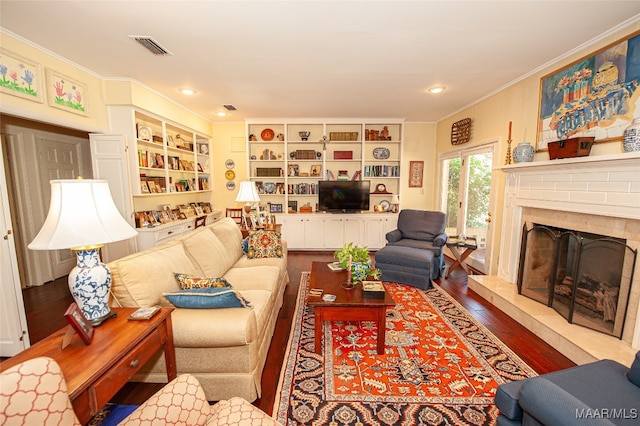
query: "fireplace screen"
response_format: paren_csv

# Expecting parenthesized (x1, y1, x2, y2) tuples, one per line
(518, 223, 637, 338)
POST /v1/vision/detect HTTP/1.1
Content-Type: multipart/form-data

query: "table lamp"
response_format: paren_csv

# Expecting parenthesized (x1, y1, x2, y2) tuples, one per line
(235, 181, 260, 229)
(28, 179, 138, 326)
(391, 194, 400, 213)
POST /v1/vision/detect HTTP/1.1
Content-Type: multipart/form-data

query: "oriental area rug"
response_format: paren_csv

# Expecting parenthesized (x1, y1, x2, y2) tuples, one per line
(273, 272, 537, 426)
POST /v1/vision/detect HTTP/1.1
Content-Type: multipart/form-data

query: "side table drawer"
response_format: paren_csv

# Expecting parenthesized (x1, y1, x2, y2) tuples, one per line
(91, 327, 164, 411)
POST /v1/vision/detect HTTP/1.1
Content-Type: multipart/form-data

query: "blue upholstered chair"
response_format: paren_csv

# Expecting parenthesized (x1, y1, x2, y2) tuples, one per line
(495, 351, 640, 425)
(374, 209, 447, 289)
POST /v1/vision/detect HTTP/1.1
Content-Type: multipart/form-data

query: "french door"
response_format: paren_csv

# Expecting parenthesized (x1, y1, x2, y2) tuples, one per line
(439, 142, 497, 274)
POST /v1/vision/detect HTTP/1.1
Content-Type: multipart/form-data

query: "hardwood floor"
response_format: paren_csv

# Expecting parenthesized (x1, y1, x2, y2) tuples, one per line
(10, 251, 575, 416)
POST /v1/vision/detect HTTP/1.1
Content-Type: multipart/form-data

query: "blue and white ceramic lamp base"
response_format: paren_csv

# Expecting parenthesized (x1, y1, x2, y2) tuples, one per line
(68, 247, 116, 326)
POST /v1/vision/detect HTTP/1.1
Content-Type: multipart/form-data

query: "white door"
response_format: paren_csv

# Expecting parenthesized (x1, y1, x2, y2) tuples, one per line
(0, 136, 30, 356)
(439, 142, 497, 274)
(4, 123, 92, 287)
(37, 139, 80, 277)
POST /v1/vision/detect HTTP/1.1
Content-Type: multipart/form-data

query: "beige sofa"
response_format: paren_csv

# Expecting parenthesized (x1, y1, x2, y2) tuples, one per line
(107, 218, 289, 402)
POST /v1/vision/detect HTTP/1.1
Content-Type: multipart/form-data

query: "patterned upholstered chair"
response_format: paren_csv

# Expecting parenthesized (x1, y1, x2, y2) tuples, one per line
(1, 357, 282, 426)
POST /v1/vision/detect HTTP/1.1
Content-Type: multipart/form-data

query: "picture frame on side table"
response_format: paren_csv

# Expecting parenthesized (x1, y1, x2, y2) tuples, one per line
(409, 160, 424, 188)
(45, 69, 89, 116)
(537, 30, 640, 150)
(64, 303, 94, 345)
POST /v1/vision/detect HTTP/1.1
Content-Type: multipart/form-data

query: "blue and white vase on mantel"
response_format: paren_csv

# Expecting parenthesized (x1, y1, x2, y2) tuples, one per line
(513, 142, 535, 163)
(623, 117, 640, 152)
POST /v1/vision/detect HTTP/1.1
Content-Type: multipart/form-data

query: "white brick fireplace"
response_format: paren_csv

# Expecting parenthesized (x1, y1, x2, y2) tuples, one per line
(469, 151, 640, 366)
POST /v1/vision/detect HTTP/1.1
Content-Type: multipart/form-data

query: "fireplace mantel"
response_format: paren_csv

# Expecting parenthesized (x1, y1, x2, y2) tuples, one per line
(489, 151, 640, 359)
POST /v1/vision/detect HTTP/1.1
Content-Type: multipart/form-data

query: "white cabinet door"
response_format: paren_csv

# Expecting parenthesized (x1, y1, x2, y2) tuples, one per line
(281, 216, 305, 249)
(303, 217, 326, 249)
(324, 217, 345, 249)
(344, 217, 364, 247)
(89, 134, 137, 261)
(364, 217, 386, 249)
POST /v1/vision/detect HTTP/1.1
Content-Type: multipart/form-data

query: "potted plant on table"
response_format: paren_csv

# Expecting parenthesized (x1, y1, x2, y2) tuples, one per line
(334, 242, 381, 285)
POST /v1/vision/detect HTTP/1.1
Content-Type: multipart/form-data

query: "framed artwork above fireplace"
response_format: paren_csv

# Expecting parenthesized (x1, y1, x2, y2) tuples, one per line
(537, 30, 640, 150)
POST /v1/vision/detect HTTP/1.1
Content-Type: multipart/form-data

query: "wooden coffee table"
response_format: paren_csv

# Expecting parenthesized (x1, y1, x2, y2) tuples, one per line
(306, 261, 395, 355)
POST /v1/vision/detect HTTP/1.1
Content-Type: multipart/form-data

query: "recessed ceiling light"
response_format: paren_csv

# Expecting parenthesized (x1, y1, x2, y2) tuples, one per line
(428, 86, 446, 94)
(215, 111, 227, 117)
(180, 88, 195, 95)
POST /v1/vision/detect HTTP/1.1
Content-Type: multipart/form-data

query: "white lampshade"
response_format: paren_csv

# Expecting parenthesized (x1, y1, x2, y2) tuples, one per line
(29, 179, 137, 250)
(392, 194, 400, 204)
(235, 181, 261, 203)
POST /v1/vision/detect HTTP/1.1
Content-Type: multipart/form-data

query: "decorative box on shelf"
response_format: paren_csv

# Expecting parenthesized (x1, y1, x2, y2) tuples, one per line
(548, 137, 594, 160)
(333, 151, 353, 160)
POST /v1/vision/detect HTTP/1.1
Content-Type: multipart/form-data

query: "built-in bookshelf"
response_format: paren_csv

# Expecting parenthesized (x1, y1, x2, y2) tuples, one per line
(245, 119, 403, 213)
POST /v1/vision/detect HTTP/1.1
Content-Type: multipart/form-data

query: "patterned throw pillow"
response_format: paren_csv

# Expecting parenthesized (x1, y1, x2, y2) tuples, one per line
(247, 230, 283, 259)
(174, 273, 232, 290)
(163, 287, 252, 309)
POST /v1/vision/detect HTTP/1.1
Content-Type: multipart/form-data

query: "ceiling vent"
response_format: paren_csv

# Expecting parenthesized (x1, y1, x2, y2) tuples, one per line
(223, 104, 238, 111)
(129, 36, 172, 56)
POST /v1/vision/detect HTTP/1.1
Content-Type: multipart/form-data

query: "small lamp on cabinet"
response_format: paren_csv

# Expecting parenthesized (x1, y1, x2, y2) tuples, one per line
(391, 194, 400, 213)
(235, 181, 261, 230)
(28, 179, 138, 326)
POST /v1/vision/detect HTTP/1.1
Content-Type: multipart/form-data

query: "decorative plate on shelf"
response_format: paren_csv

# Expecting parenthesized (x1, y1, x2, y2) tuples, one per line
(263, 182, 276, 194)
(261, 128, 275, 141)
(226, 181, 236, 191)
(225, 170, 236, 180)
(372, 147, 390, 159)
(379, 200, 391, 211)
(225, 159, 235, 169)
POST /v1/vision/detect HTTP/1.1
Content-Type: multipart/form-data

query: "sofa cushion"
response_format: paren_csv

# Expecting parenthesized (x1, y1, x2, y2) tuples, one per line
(224, 265, 281, 293)
(519, 377, 616, 426)
(110, 240, 201, 307)
(180, 227, 236, 277)
(627, 351, 640, 387)
(247, 230, 283, 259)
(208, 218, 244, 260)
(170, 290, 272, 347)
(164, 287, 252, 309)
(397, 209, 446, 241)
(174, 273, 232, 290)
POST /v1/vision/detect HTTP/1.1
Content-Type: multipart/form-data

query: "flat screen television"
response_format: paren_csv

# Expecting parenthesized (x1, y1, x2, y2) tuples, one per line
(318, 180, 370, 213)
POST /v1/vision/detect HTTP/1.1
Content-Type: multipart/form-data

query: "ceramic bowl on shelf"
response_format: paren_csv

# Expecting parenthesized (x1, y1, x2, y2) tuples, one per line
(298, 131, 311, 141)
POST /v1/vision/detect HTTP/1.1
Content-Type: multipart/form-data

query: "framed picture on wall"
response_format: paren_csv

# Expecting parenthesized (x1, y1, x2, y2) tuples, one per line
(0, 48, 44, 103)
(537, 30, 640, 150)
(409, 161, 424, 188)
(45, 69, 89, 116)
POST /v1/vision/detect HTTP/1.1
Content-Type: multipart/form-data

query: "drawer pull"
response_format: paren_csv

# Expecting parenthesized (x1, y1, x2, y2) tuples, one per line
(167, 231, 173, 235)
(130, 358, 140, 368)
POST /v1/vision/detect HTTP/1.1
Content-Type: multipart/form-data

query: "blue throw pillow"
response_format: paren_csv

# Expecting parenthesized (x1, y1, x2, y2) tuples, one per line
(242, 236, 249, 254)
(163, 287, 252, 309)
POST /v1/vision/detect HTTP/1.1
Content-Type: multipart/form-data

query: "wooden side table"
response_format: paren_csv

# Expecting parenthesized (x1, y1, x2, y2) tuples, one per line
(0, 307, 176, 425)
(445, 236, 478, 278)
